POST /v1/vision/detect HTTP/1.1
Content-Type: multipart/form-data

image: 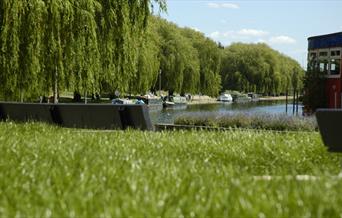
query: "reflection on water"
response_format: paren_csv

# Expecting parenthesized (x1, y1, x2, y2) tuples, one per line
(149, 101, 303, 124)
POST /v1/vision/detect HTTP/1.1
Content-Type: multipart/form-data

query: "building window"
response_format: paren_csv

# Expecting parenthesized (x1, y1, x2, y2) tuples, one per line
(319, 51, 328, 57)
(308, 60, 319, 72)
(331, 50, 341, 57)
(310, 52, 317, 58)
(319, 60, 329, 74)
(330, 59, 341, 75)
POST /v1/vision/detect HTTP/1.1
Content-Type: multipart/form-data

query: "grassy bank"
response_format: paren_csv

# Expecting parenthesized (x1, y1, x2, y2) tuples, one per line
(0, 122, 341, 217)
(175, 113, 317, 132)
(258, 96, 294, 101)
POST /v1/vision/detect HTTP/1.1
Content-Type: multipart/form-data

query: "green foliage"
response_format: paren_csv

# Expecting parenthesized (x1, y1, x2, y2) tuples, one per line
(0, 1, 23, 98)
(0, 0, 166, 100)
(157, 19, 189, 93)
(181, 28, 222, 96)
(154, 19, 221, 96)
(0, 122, 341, 217)
(221, 43, 304, 95)
(133, 18, 161, 94)
(0, 1, 304, 100)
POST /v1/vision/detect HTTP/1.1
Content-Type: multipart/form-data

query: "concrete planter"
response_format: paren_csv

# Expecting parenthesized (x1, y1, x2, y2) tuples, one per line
(316, 109, 342, 152)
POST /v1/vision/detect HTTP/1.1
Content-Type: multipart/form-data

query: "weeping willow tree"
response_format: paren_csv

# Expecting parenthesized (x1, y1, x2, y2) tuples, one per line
(133, 16, 161, 94)
(97, 0, 165, 95)
(0, 1, 23, 100)
(0, 0, 166, 102)
(70, 0, 101, 99)
(43, 0, 70, 102)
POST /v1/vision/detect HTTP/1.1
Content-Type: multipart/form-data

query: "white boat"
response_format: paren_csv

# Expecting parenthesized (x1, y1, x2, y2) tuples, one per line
(112, 98, 134, 105)
(139, 94, 163, 108)
(172, 96, 187, 104)
(163, 101, 175, 107)
(163, 96, 187, 108)
(218, 94, 233, 102)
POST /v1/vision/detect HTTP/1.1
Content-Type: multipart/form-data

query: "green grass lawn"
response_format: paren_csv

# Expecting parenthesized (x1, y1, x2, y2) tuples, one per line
(0, 122, 342, 217)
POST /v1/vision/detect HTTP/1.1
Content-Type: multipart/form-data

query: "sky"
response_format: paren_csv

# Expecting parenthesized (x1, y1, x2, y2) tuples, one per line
(156, 0, 342, 69)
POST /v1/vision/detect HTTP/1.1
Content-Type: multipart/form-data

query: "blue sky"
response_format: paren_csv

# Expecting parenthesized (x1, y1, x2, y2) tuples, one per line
(156, 0, 342, 68)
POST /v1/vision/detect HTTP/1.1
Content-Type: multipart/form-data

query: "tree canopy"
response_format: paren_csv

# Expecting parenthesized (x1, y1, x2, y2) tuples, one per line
(153, 18, 222, 96)
(220, 43, 304, 95)
(0, 0, 166, 101)
(0, 2, 304, 101)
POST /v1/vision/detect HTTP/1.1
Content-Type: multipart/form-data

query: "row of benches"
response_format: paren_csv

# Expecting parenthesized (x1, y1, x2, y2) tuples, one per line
(0, 102, 154, 130)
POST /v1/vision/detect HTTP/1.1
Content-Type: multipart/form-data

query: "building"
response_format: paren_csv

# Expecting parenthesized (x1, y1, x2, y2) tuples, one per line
(308, 32, 342, 108)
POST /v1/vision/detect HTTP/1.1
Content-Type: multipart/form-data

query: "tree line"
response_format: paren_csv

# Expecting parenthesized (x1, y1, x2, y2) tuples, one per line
(0, 1, 303, 102)
(154, 19, 304, 97)
(220, 43, 304, 95)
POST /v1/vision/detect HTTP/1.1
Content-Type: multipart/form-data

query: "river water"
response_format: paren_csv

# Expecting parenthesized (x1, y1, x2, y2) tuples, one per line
(149, 101, 303, 124)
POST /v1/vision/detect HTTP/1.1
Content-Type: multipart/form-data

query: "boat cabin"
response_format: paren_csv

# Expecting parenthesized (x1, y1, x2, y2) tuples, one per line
(308, 32, 342, 108)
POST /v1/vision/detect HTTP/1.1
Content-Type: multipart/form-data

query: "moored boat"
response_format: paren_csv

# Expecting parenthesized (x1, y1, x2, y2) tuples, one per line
(163, 95, 187, 108)
(247, 93, 260, 101)
(234, 96, 252, 103)
(218, 94, 233, 102)
(112, 98, 134, 105)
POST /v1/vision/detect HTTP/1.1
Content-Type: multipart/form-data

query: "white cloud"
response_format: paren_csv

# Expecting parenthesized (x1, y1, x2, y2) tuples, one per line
(237, 29, 269, 37)
(210, 31, 221, 38)
(207, 3, 220, 8)
(208, 29, 269, 40)
(208, 30, 297, 48)
(221, 3, 240, 9)
(207, 2, 239, 9)
(269, 36, 296, 44)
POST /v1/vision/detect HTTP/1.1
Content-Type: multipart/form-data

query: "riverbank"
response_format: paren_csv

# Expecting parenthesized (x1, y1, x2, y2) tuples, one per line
(56, 93, 293, 105)
(259, 96, 294, 101)
(187, 95, 218, 105)
(188, 95, 295, 105)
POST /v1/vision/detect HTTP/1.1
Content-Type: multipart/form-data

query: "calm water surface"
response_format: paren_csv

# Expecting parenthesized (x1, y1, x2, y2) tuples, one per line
(149, 101, 303, 124)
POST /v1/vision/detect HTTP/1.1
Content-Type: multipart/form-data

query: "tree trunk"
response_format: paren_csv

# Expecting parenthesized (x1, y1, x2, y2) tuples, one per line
(285, 89, 288, 113)
(296, 91, 299, 115)
(292, 89, 296, 115)
(20, 89, 24, 103)
(53, 67, 58, 104)
(84, 90, 87, 104)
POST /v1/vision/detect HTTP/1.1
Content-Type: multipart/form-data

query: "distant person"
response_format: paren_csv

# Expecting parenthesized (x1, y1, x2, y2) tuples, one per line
(39, 96, 48, 103)
(73, 91, 82, 102)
